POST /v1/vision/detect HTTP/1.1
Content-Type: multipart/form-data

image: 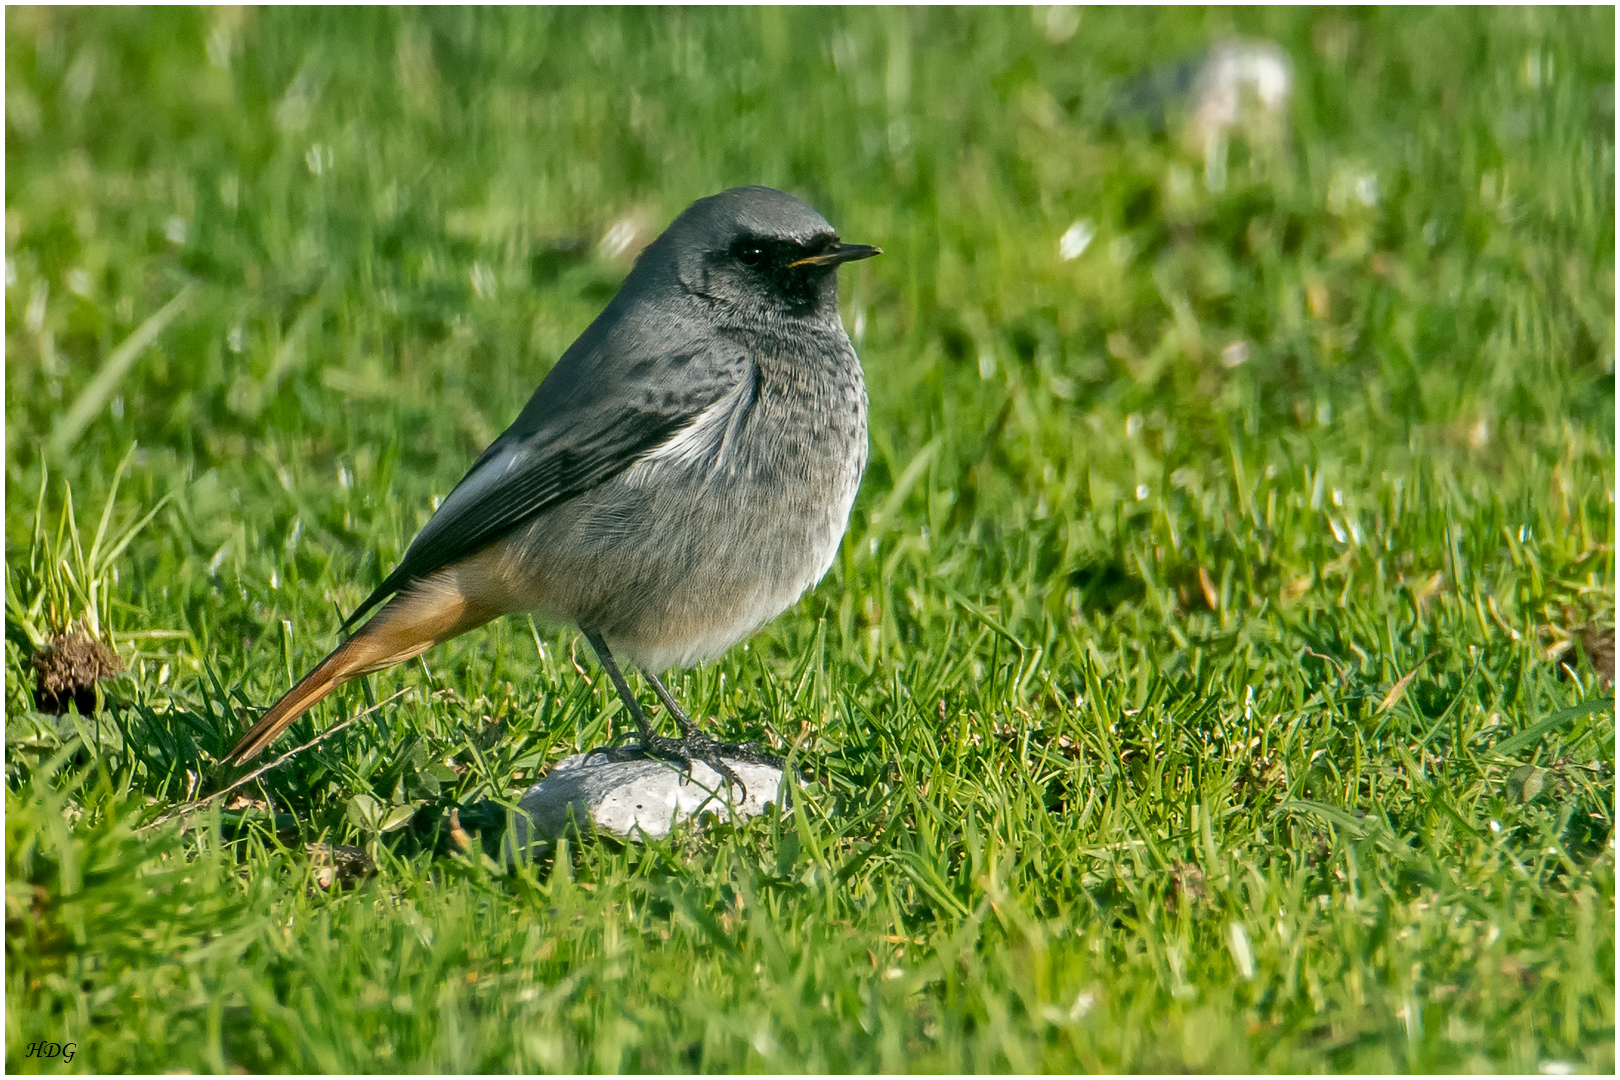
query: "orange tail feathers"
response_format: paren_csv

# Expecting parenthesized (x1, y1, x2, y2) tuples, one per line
(225, 558, 516, 764)
(224, 634, 384, 764)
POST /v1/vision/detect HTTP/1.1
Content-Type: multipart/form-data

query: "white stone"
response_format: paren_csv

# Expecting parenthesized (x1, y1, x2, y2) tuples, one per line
(515, 753, 791, 843)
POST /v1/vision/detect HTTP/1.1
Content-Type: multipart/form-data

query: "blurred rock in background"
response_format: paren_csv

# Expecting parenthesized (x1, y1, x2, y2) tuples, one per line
(1110, 39, 1294, 190)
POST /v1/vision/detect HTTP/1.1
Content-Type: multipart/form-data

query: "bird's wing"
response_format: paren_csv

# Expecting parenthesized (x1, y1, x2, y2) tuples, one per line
(343, 335, 751, 629)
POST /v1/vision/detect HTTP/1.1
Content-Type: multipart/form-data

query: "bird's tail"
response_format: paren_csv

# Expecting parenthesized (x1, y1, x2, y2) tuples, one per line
(225, 564, 511, 764)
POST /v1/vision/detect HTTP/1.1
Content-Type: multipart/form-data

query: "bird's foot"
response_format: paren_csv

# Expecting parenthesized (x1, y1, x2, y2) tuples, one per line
(587, 731, 785, 802)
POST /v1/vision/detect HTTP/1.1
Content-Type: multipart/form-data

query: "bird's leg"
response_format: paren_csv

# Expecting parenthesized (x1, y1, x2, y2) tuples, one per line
(579, 628, 752, 798)
(642, 669, 786, 773)
(642, 669, 698, 736)
(580, 627, 662, 750)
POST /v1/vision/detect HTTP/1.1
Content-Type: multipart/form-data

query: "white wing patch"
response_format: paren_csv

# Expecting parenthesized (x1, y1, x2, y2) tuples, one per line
(417, 444, 526, 541)
(621, 371, 754, 486)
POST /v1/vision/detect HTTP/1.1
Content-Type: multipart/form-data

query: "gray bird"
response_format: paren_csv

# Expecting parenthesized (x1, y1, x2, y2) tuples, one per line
(225, 186, 879, 785)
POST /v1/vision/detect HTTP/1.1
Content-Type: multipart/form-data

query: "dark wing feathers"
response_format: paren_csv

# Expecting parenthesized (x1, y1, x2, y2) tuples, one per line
(343, 340, 747, 630)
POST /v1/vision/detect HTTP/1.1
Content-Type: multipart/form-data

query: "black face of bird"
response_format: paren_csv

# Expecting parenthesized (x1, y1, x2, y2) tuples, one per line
(713, 231, 882, 316)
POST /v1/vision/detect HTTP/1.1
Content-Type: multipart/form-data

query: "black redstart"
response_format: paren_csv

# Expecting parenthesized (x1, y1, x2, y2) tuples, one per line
(226, 186, 879, 785)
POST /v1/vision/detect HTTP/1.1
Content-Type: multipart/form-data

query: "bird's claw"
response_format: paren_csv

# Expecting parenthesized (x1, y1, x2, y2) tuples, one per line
(598, 731, 786, 803)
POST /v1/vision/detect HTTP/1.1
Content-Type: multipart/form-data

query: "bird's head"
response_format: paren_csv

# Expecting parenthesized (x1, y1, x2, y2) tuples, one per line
(643, 186, 880, 322)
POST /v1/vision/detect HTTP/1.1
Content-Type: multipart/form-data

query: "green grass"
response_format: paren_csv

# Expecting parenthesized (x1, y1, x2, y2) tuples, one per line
(5, 6, 1614, 1072)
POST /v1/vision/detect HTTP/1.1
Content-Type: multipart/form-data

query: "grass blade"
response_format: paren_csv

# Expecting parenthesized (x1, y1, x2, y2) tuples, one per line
(49, 284, 196, 456)
(1490, 698, 1614, 759)
(87, 442, 138, 570)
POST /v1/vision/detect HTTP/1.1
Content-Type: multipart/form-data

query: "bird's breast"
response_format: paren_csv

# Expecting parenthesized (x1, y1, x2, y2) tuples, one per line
(513, 331, 867, 669)
(625, 333, 866, 518)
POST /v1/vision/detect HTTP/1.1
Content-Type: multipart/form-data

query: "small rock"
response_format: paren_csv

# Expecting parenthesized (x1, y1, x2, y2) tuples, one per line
(1166, 862, 1206, 912)
(1577, 623, 1614, 689)
(306, 843, 374, 889)
(516, 753, 792, 844)
(1184, 39, 1294, 152)
(1106, 39, 1293, 153)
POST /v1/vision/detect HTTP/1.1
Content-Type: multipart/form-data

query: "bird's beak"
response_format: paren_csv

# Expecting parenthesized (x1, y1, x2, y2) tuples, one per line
(788, 243, 883, 268)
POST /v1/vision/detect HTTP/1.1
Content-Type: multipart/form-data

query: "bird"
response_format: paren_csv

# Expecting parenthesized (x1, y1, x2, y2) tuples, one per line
(224, 186, 880, 789)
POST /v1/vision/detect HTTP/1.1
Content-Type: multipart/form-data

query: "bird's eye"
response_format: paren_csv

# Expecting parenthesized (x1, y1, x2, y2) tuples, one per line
(734, 243, 767, 267)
